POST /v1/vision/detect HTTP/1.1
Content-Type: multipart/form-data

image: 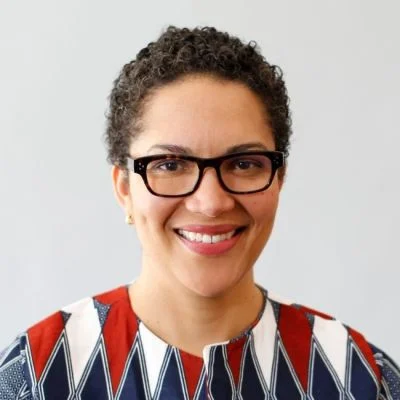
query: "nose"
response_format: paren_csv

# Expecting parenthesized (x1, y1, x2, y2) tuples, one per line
(184, 167, 235, 217)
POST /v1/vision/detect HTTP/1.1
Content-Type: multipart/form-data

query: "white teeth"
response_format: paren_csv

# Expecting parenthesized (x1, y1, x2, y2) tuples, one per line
(188, 232, 196, 241)
(203, 234, 212, 244)
(212, 235, 221, 243)
(178, 229, 237, 243)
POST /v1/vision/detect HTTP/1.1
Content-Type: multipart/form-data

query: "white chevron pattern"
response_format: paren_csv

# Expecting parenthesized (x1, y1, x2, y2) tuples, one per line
(313, 315, 348, 386)
(62, 297, 101, 388)
(138, 322, 169, 397)
(252, 300, 278, 389)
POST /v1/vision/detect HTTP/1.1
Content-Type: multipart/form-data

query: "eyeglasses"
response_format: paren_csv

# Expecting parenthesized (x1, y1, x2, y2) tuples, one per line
(126, 151, 285, 198)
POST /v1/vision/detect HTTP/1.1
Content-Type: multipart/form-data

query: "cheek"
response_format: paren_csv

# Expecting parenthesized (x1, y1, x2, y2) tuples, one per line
(244, 188, 280, 223)
(130, 179, 180, 231)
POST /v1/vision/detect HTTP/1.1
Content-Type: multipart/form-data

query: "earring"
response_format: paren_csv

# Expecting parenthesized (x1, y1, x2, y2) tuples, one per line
(125, 214, 134, 225)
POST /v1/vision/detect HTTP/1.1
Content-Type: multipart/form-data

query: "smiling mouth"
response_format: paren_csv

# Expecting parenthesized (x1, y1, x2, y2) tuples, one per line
(174, 227, 246, 244)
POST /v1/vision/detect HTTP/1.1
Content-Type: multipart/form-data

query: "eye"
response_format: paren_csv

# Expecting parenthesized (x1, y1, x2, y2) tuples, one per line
(155, 160, 181, 171)
(231, 158, 264, 170)
(222, 155, 270, 176)
(148, 158, 191, 174)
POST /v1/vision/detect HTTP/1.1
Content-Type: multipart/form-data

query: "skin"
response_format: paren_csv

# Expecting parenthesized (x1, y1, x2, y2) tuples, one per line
(112, 75, 284, 357)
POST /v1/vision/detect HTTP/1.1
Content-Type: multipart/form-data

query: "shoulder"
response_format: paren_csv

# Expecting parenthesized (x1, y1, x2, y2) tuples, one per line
(263, 290, 400, 396)
(0, 284, 137, 396)
(24, 284, 133, 355)
(266, 290, 378, 364)
(27, 284, 132, 334)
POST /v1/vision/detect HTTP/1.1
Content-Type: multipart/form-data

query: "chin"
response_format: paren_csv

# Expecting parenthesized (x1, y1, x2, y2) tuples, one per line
(174, 265, 246, 299)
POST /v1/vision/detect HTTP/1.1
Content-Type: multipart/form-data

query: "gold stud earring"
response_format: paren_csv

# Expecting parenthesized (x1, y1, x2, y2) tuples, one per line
(125, 214, 134, 225)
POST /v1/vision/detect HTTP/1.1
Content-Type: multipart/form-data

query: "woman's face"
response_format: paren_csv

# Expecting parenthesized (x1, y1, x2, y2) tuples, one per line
(113, 75, 283, 298)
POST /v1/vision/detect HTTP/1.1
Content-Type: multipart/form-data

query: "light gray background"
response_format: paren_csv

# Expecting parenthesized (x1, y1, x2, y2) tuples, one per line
(1, 0, 399, 361)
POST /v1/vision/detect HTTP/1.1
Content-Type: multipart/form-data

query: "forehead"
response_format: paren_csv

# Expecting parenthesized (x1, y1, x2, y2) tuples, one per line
(132, 75, 275, 155)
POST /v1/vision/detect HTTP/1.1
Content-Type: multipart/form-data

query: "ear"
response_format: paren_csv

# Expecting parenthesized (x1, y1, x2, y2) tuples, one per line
(111, 165, 134, 220)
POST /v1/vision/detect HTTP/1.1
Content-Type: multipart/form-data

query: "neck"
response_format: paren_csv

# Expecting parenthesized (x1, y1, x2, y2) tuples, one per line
(128, 264, 264, 358)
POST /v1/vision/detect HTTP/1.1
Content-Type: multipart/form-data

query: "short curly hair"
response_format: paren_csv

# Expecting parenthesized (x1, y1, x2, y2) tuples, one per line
(104, 26, 292, 178)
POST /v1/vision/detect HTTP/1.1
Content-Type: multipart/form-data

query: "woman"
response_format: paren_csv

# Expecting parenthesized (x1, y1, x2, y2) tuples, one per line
(1, 26, 399, 399)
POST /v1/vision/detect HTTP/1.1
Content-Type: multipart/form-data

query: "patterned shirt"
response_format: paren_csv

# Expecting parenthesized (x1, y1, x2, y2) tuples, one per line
(0, 284, 399, 399)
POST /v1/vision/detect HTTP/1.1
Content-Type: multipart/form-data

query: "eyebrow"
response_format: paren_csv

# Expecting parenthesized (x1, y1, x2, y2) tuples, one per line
(147, 142, 270, 155)
(147, 144, 192, 155)
(225, 142, 270, 154)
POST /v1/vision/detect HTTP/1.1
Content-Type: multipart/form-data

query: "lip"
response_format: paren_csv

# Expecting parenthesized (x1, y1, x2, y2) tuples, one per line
(175, 224, 243, 235)
(174, 225, 246, 256)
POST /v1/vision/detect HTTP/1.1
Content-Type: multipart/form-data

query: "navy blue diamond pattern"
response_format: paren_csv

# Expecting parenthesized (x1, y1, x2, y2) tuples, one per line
(158, 349, 188, 400)
(309, 342, 341, 399)
(273, 341, 303, 400)
(348, 342, 379, 400)
(40, 338, 71, 400)
(79, 345, 111, 400)
(208, 346, 234, 400)
(239, 340, 266, 399)
(117, 341, 150, 400)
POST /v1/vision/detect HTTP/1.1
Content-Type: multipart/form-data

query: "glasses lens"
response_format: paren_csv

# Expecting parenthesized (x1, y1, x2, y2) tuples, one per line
(146, 158, 199, 196)
(220, 154, 272, 193)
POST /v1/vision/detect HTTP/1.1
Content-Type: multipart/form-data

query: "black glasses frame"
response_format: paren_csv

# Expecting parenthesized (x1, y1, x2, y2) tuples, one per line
(126, 151, 285, 198)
